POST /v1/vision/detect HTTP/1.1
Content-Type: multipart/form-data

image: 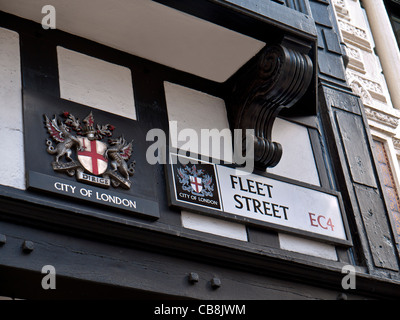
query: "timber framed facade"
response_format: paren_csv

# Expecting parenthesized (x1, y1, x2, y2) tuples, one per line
(0, 0, 400, 300)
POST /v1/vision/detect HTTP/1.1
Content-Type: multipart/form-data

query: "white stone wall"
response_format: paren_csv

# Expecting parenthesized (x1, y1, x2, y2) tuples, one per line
(0, 27, 25, 190)
(333, 0, 394, 112)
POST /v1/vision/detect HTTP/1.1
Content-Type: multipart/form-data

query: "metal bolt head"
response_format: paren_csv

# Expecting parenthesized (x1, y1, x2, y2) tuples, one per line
(337, 293, 348, 300)
(22, 240, 34, 253)
(188, 272, 199, 284)
(211, 277, 221, 289)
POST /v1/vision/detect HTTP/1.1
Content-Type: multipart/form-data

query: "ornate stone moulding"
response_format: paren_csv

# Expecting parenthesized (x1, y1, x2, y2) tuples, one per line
(338, 19, 372, 53)
(392, 137, 400, 152)
(347, 71, 387, 103)
(364, 106, 400, 132)
(333, 0, 351, 21)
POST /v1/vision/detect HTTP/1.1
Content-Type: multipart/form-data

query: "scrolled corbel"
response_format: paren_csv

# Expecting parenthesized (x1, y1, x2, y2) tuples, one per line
(227, 38, 314, 170)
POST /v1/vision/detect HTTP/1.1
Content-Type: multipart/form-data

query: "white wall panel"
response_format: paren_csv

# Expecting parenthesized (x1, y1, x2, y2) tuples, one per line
(181, 211, 248, 241)
(57, 47, 137, 120)
(164, 81, 233, 163)
(0, 27, 25, 190)
(269, 118, 320, 186)
(279, 233, 338, 261)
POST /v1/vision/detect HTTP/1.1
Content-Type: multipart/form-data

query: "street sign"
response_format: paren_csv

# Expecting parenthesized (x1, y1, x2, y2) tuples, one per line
(168, 153, 350, 245)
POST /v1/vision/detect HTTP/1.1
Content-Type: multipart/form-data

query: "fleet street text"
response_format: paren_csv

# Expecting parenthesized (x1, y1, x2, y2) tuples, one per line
(229, 174, 289, 220)
(230, 175, 273, 197)
(233, 194, 289, 219)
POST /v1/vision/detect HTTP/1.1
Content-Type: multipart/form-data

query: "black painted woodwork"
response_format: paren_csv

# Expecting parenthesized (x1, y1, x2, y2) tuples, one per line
(310, 0, 399, 273)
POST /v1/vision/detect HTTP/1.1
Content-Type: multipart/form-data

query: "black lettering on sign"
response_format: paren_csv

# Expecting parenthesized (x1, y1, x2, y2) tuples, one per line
(233, 194, 289, 220)
(230, 175, 273, 198)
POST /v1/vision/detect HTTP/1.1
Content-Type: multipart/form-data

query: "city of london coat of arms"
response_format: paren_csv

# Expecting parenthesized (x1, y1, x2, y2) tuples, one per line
(44, 111, 136, 189)
(177, 164, 215, 198)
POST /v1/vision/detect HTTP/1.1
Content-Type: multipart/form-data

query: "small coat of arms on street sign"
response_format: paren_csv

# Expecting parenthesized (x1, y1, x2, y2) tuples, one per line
(170, 155, 222, 211)
(177, 164, 215, 198)
(44, 111, 136, 189)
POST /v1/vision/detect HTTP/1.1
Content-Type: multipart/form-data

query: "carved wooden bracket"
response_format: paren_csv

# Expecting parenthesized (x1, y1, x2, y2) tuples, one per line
(227, 37, 314, 169)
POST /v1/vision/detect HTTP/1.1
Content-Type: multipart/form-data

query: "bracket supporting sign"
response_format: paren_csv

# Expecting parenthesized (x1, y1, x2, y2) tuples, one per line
(167, 152, 351, 246)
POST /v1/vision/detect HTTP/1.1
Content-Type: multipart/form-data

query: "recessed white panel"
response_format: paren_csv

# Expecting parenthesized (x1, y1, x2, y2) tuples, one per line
(164, 82, 233, 162)
(57, 47, 136, 120)
(269, 118, 320, 186)
(181, 210, 248, 242)
(0, 27, 25, 190)
(279, 233, 338, 261)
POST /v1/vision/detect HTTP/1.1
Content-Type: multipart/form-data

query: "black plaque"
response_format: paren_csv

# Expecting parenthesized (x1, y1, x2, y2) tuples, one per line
(23, 90, 159, 219)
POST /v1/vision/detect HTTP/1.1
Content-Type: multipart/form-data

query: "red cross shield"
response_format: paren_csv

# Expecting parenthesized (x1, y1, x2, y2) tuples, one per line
(77, 137, 108, 175)
(190, 176, 203, 193)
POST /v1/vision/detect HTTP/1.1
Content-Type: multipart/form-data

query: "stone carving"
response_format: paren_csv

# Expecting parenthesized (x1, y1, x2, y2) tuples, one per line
(338, 19, 372, 52)
(364, 107, 400, 129)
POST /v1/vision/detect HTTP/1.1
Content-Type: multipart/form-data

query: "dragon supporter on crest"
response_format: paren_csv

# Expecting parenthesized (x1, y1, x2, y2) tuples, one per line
(44, 111, 136, 189)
